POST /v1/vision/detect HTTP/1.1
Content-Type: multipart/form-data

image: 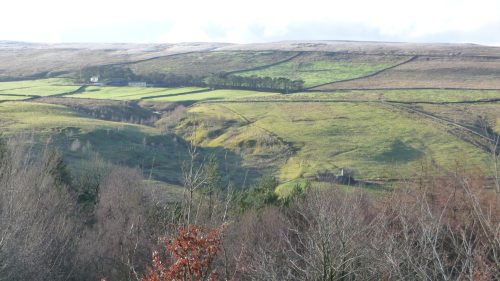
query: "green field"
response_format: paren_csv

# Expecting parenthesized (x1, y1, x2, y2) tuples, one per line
(147, 89, 280, 102)
(66, 87, 280, 102)
(287, 89, 500, 103)
(0, 95, 31, 101)
(68, 86, 205, 100)
(0, 78, 80, 97)
(411, 103, 500, 134)
(238, 53, 407, 87)
(186, 102, 490, 181)
(0, 101, 154, 133)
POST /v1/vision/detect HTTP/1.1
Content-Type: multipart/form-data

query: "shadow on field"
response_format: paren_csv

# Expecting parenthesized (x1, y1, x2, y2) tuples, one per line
(373, 139, 423, 164)
(54, 126, 260, 188)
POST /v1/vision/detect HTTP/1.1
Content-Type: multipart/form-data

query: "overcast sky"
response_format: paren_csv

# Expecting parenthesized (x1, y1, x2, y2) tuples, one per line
(1, 0, 500, 45)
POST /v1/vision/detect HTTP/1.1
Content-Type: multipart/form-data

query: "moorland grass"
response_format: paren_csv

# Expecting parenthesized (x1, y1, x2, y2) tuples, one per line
(313, 56, 500, 90)
(130, 51, 298, 77)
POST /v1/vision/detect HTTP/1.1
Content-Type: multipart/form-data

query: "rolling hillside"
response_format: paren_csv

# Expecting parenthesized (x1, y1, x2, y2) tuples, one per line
(0, 40, 499, 192)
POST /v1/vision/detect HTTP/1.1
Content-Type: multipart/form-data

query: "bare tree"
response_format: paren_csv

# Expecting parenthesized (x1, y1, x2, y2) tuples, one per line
(181, 138, 207, 226)
(374, 173, 499, 280)
(0, 135, 78, 281)
(476, 116, 500, 193)
(76, 167, 154, 281)
(283, 189, 378, 281)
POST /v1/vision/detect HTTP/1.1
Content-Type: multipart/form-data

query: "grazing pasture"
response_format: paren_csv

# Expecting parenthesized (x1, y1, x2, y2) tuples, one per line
(238, 53, 409, 87)
(0, 78, 80, 97)
(147, 89, 280, 102)
(68, 86, 206, 100)
(0, 95, 30, 101)
(289, 89, 500, 103)
(410, 103, 500, 134)
(186, 102, 490, 181)
(314, 56, 500, 90)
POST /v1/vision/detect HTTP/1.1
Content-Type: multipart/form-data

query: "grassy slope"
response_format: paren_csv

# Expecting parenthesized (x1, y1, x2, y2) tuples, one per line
(412, 103, 500, 134)
(0, 102, 150, 132)
(0, 102, 183, 181)
(238, 53, 408, 87)
(0, 101, 252, 185)
(187, 102, 490, 182)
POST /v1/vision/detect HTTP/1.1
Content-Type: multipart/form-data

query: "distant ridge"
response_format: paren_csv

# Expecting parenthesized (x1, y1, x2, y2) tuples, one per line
(1, 39, 499, 81)
(216, 40, 500, 56)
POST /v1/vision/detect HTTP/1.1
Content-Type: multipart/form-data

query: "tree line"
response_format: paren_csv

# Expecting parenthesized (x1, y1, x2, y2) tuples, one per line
(206, 73, 304, 93)
(78, 66, 304, 93)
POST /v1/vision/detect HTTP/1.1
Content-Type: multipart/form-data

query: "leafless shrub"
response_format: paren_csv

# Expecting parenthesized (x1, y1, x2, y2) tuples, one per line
(374, 173, 500, 280)
(225, 170, 499, 281)
(75, 167, 160, 281)
(476, 116, 500, 193)
(0, 135, 78, 281)
(227, 207, 292, 281)
(285, 189, 377, 280)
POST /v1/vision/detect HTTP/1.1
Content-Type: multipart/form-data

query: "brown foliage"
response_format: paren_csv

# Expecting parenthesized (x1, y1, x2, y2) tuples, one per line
(142, 224, 224, 281)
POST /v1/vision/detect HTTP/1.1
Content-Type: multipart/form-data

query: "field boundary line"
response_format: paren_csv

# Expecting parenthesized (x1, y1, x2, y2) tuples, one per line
(214, 104, 295, 153)
(101, 47, 223, 68)
(307, 87, 500, 92)
(381, 101, 497, 153)
(49, 85, 87, 98)
(0, 93, 38, 97)
(225, 51, 304, 75)
(140, 88, 212, 100)
(385, 101, 495, 141)
(197, 98, 500, 105)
